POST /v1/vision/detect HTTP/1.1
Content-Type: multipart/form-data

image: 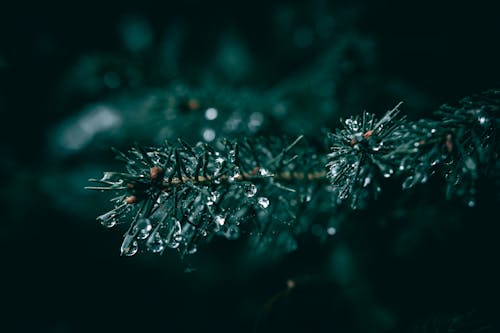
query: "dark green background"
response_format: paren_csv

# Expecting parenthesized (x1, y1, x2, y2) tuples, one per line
(1, 1, 499, 332)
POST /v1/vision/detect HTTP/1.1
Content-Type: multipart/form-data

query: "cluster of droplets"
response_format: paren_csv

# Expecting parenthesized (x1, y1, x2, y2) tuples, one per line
(326, 104, 405, 208)
(88, 91, 498, 258)
(327, 91, 499, 208)
(395, 90, 499, 206)
(88, 135, 326, 257)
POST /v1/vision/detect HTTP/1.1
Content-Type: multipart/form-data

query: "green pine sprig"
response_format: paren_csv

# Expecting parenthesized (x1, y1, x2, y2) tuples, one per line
(86, 89, 499, 257)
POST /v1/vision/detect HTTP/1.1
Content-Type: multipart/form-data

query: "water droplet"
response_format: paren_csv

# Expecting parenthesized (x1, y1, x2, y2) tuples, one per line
(98, 213, 117, 228)
(327, 227, 337, 236)
(467, 199, 476, 207)
(215, 157, 224, 165)
(402, 175, 416, 189)
(146, 232, 165, 253)
(207, 191, 220, 206)
(168, 240, 180, 249)
(372, 140, 383, 151)
(104, 219, 117, 228)
(205, 107, 218, 120)
(478, 116, 487, 125)
(100, 172, 115, 181)
(187, 244, 198, 254)
(202, 128, 216, 142)
(215, 215, 225, 226)
(418, 173, 428, 184)
(259, 168, 270, 177)
(121, 232, 139, 256)
(244, 183, 257, 197)
(329, 163, 341, 178)
(134, 217, 152, 240)
(464, 157, 476, 171)
(228, 172, 241, 182)
(228, 150, 236, 163)
(382, 166, 394, 178)
(166, 219, 182, 249)
(430, 158, 440, 167)
(124, 241, 138, 256)
(214, 157, 225, 171)
(257, 197, 269, 209)
(97, 210, 119, 228)
(363, 176, 371, 187)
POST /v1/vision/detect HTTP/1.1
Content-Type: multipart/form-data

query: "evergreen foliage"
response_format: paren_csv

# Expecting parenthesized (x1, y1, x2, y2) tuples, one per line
(87, 90, 499, 258)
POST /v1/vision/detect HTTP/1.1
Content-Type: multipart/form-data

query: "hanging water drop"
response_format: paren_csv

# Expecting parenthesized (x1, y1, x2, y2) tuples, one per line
(121, 231, 139, 256)
(207, 191, 220, 206)
(402, 175, 416, 189)
(228, 172, 241, 182)
(187, 244, 198, 254)
(167, 240, 180, 249)
(372, 142, 383, 152)
(124, 241, 138, 256)
(329, 163, 341, 178)
(146, 232, 165, 253)
(417, 172, 428, 184)
(166, 219, 182, 249)
(97, 211, 118, 228)
(215, 215, 225, 226)
(257, 197, 270, 209)
(100, 216, 117, 228)
(259, 168, 270, 177)
(362, 176, 371, 187)
(228, 150, 236, 163)
(135, 217, 152, 240)
(382, 167, 394, 178)
(215, 157, 225, 168)
(351, 121, 359, 131)
(100, 172, 115, 181)
(243, 183, 257, 197)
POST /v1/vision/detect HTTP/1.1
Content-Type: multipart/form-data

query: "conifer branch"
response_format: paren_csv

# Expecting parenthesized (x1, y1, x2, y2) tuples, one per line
(87, 89, 499, 257)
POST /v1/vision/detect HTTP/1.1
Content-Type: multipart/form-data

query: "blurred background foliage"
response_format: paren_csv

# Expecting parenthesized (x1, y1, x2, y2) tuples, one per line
(1, 0, 499, 332)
